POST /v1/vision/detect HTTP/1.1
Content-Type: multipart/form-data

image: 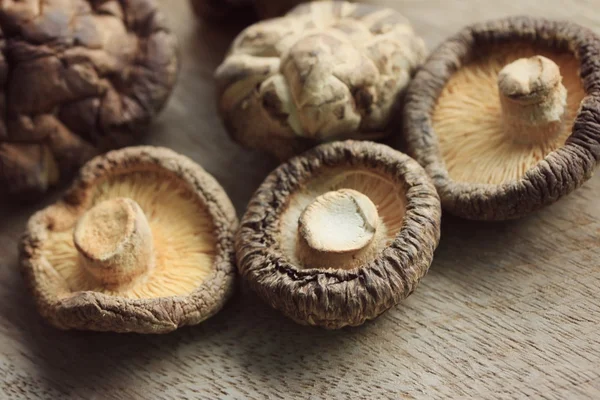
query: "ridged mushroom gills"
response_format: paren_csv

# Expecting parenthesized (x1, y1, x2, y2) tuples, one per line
(215, 1, 427, 159)
(236, 141, 441, 329)
(20, 147, 238, 333)
(0, 0, 180, 198)
(404, 17, 600, 220)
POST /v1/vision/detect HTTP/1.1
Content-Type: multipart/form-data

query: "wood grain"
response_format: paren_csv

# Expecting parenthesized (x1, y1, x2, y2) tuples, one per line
(1, 1, 600, 398)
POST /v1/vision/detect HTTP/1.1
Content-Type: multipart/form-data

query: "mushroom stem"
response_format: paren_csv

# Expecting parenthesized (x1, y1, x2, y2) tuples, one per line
(297, 189, 381, 269)
(73, 197, 155, 287)
(498, 55, 567, 144)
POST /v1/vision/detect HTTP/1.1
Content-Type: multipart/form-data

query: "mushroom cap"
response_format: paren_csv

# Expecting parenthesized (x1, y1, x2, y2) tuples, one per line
(404, 17, 600, 220)
(0, 0, 180, 198)
(236, 140, 441, 329)
(20, 147, 238, 333)
(215, 1, 427, 160)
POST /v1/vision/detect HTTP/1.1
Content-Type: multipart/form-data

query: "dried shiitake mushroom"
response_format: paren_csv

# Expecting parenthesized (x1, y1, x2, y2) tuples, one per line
(20, 147, 237, 333)
(0, 0, 179, 198)
(236, 141, 441, 329)
(216, 1, 427, 159)
(404, 17, 600, 220)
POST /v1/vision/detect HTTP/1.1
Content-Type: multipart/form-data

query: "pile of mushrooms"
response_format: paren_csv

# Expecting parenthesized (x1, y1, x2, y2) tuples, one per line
(13, 6, 600, 334)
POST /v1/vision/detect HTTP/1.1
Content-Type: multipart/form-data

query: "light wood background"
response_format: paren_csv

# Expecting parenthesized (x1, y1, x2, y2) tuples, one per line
(2, 1, 600, 399)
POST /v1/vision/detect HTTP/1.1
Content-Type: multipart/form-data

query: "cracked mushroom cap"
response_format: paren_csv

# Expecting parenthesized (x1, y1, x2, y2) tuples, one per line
(215, 1, 427, 160)
(20, 147, 237, 333)
(0, 0, 179, 198)
(404, 17, 600, 220)
(236, 141, 441, 329)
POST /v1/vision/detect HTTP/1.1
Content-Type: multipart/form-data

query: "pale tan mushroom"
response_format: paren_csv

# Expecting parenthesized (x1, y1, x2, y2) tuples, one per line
(20, 147, 238, 333)
(216, 1, 427, 159)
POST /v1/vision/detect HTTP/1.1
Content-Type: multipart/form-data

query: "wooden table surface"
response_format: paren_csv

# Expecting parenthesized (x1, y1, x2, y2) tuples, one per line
(2, 1, 600, 399)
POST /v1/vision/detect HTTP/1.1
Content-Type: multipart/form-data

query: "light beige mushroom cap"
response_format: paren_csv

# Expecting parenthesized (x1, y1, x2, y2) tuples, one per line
(216, 1, 426, 159)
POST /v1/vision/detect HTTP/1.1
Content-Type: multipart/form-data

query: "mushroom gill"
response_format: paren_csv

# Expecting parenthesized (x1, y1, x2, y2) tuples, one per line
(40, 171, 217, 299)
(279, 168, 406, 270)
(432, 45, 586, 184)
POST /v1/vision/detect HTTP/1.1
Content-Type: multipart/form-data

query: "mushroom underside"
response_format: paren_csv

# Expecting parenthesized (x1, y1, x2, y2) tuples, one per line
(40, 170, 217, 299)
(280, 167, 406, 270)
(236, 140, 442, 329)
(433, 44, 585, 185)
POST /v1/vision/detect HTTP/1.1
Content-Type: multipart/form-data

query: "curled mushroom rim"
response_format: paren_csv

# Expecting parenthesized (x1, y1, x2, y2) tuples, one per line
(236, 140, 442, 328)
(19, 146, 238, 333)
(404, 16, 600, 220)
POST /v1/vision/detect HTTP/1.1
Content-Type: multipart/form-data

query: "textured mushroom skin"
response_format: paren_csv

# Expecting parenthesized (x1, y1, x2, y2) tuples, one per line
(236, 141, 441, 329)
(404, 17, 600, 220)
(20, 147, 237, 333)
(0, 0, 180, 198)
(216, 1, 426, 160)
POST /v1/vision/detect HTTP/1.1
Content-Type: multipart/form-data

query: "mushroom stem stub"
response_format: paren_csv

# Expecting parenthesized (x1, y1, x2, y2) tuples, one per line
(498, 55, 567, 144)
(297, 189, 380, 269)
(73, 197, 154, 287)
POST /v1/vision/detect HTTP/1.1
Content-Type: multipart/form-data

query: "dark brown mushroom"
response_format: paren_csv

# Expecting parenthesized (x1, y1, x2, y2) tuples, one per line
(404, 17, 600, 220)
(0, 0, 180, 199)
(20, 146, 237, 333)
(236, 140, 441, 329)
(215, 1, 426, 160)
